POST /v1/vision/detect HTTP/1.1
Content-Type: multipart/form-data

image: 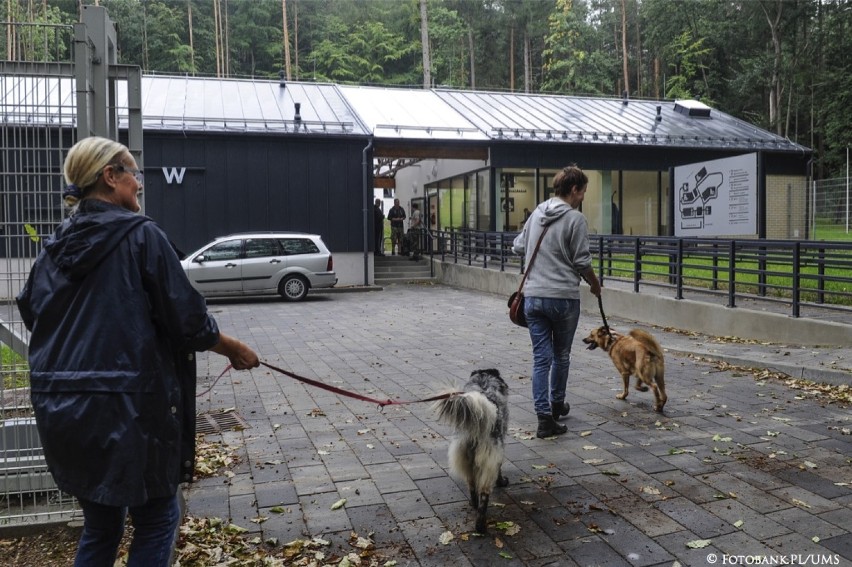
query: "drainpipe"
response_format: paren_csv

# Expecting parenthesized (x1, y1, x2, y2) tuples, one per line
(362, 138, 374, 285)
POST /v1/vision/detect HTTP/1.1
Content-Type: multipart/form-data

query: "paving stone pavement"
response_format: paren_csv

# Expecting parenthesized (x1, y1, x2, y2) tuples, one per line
(189, 283, 851, 567)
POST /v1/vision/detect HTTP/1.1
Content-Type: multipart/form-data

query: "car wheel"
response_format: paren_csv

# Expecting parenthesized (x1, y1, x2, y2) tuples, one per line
(279, 274, 309, 301)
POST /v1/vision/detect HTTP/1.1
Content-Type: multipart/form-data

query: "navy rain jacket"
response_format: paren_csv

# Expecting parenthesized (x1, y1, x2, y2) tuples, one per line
(16, 199, 220, 507)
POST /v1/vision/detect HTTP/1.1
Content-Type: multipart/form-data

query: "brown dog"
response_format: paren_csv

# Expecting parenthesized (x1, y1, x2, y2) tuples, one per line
(582, 327, 667, 412)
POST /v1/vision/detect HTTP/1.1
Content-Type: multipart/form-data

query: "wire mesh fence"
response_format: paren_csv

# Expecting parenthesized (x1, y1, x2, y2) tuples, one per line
(812, 177, 851, 242)
(1, 68, 79, 524)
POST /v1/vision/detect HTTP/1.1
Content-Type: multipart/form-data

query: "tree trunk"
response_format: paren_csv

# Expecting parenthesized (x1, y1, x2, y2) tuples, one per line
(634, 1, 641, 96)
(282, 0, 291, 79)
(654, 57, 660, 99)
(524, 30, 531, 93)
(142, 1, 149, 71)
(420, 0, 431, 88)
(187, 1, 195, 75)
(468, 28, 475, 89)
(213, 0, 221, 77)
(620, 0, 630, 97)
(224, 0, 230, 77)
(294, 0, 299, 79)
(510, 26, 514, 92)
(760, 0, 783, 134)
(6, 0, 14, 60)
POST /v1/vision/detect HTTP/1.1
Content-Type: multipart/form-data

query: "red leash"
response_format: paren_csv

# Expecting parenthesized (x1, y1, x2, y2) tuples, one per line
(198, 361, 461, 408)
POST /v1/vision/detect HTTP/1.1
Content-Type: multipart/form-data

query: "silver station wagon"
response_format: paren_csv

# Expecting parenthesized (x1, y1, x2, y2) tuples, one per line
(180, 232, 337, 301)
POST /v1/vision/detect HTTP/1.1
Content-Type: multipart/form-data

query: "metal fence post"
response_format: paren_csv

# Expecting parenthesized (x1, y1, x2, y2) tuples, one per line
(792, 241, 801, 317)
(633, 237, 641, 293)
(727, 240, 737, 308)
(675, 238, 684, 300)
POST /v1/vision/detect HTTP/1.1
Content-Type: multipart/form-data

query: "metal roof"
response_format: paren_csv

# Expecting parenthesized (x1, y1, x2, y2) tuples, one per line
(1, 74, 369, 136)
(338, 85, 487, 141)
(2, 72, 809, 154)
(434, 89, 808, 153)
(138, 76, 367, 135)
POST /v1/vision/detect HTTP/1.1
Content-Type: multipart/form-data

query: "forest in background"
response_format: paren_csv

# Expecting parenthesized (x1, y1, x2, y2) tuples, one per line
(2, 0, 850, 179)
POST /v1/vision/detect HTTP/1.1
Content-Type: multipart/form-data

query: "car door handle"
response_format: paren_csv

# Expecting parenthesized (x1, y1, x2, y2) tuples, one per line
(269, 259, 282, 264)
(225, 263, 237, 269)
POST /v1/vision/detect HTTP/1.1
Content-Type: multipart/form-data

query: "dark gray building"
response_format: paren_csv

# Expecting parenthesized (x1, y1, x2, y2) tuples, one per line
(3, 74, 812, 286)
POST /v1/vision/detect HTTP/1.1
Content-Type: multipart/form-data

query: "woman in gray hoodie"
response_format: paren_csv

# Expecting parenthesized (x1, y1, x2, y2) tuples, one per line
(512, 165, 601, 438)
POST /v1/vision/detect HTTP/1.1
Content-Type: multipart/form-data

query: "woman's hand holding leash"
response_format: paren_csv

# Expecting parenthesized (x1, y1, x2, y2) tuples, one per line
(211, 333, 260, 370)
(581, 267, 602, 298)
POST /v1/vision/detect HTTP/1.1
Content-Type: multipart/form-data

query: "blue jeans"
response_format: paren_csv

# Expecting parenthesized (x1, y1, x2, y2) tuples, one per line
(75, 493, 180, 567)
(525, 296, 581, 416)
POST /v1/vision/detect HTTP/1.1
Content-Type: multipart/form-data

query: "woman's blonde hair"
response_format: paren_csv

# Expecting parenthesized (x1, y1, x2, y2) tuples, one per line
(63, 136, 128, 207)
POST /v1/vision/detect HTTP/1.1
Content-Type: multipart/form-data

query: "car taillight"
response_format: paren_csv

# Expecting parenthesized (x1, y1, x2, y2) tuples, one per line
(327, 256, 333, 271)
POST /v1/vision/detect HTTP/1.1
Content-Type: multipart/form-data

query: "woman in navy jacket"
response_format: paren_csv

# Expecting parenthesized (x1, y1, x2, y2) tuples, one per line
(16, 136, 259, 567)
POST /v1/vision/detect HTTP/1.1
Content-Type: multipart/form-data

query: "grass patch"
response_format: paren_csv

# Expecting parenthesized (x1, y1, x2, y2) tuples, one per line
(598, 253, 852, 306)
(2, 345, 30, 389)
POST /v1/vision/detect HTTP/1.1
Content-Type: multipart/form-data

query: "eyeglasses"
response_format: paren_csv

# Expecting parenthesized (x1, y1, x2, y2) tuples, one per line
(114, 164, 144, 184)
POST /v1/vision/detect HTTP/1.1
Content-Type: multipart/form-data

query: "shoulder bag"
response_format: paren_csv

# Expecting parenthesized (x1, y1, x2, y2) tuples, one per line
(508, 226, 549, 327)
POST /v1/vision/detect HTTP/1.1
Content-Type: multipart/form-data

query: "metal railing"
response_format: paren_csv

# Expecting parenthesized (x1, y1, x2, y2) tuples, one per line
(430, 229, 852, 319)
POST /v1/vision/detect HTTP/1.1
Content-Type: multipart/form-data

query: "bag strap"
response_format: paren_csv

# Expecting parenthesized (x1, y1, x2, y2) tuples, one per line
(516, 225, 549, 294)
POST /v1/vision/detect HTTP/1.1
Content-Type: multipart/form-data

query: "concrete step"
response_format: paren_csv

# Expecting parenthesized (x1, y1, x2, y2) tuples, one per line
(374, 255, 435, 284)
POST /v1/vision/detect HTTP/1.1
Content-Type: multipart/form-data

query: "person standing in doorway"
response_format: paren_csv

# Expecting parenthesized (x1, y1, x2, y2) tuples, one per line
(374, 198, 386, 256)
(409, 204, 425, 261)
(387, 198, 406, 255)
(512, 165, 601, 439)
(16, 136, 260, 566)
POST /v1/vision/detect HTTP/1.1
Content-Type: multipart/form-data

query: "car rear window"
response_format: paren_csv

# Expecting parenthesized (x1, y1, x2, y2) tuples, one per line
(279, 238, 320, 255)
(244, 238, 282, 258)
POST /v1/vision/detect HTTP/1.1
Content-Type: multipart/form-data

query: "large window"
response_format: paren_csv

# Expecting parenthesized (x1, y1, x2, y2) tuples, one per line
(497, 168, 535, 231)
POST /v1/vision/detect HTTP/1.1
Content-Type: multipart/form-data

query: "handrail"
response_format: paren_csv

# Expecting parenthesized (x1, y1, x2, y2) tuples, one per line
(428, 229, 852, 319)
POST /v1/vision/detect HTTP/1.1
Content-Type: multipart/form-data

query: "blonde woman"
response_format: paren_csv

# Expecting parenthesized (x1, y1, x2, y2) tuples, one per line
(17, 136, 259, 566)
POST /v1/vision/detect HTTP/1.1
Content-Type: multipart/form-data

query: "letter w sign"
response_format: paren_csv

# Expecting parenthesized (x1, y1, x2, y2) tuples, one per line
(162, 167, 187, 185)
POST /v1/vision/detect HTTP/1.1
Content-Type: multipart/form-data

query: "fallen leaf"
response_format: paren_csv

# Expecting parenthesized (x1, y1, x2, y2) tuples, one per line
(734, 520, 744, 528)
(331, 498, 347, 510)
(580, 431, 593, 437)
(686, 539, 713, 549)
(225, 523, 247, 534)
(439, 531, 454, 545)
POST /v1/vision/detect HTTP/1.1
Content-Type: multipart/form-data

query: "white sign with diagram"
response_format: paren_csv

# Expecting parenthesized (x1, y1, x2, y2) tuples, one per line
(674, 152, 757, 237)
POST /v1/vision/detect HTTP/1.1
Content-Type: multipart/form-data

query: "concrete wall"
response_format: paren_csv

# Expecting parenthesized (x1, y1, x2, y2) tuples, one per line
(432, 259, 852, 347)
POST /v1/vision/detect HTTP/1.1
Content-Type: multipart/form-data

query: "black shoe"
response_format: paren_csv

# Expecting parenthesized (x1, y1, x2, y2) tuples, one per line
(536, 414, 568, 438)
(551, 401, 570, 421)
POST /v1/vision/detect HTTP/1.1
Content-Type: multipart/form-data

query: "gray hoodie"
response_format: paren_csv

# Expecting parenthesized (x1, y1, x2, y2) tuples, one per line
(512, 198, 592, 299)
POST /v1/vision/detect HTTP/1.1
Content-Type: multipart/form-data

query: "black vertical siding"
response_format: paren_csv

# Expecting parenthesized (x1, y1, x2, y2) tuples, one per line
(143, 132, 369, 256)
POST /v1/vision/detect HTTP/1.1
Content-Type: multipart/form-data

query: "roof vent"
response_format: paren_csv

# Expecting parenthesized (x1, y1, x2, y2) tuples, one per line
(294, 102, 301, 122)
(622, 90, 628, 105)
(656, 105, 662, 122)
(674, 99, 711, 118)
(278, 70, 286, 89)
